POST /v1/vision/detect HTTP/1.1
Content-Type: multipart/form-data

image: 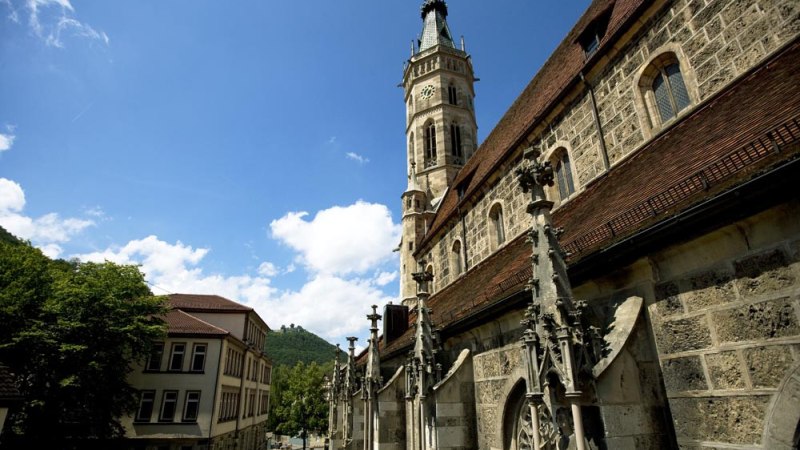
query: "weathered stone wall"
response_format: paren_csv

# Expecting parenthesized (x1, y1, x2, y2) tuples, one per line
(569, 200, 800, 449)
(645, 201, 800, 448)
(433, 350, 476, 450)
(377, 367, 406, 450)
(418, 0, 800, 296)
(473, 344, 524, 450)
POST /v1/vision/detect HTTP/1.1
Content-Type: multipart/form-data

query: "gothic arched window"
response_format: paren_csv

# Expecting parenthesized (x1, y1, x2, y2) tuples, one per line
(489, 203, 505, 249)
(450, 124, 463, 159)
(554, 150, 576, 202)
(638, 52, 694, 129)
(448, 84, 458, 105)
(424, 121, 437, 166)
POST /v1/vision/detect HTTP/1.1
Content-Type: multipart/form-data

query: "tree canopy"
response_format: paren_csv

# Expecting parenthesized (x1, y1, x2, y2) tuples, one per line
(267, 361, 331, 446)
(0, 233, 167, 446)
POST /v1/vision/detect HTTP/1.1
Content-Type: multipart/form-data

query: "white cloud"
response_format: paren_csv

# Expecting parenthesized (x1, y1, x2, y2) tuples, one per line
(0, 178, 25, 213)
(267, 274, 395, 339)
(0, 125, 15, 152)
(345, 152, 369, 164)
(270, 201, 400, 276)
(0, 0, 109, 47)
(0, 178, 94, 257)
(72, 234, 395, 341)
(257, 261, 279, 277)
(75, 235, 277, 306)
(374, 271, 398, 286)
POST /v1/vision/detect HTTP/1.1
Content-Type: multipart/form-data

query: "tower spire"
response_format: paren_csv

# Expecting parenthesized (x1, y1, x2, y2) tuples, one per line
(418, 0, 455, 52)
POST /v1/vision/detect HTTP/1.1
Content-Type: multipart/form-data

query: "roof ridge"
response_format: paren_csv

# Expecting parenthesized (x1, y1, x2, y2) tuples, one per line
(170, 309, 230, 335)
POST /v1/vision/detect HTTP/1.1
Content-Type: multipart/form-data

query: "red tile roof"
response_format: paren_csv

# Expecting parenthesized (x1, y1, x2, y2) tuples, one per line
(164, 309, 229, 337)
(168, 293, 253, 313)
(381, 233, 531, 358)
(419, 0, 648, 251)
(554, 41, 800, 259)
(376, 40, 800, 361)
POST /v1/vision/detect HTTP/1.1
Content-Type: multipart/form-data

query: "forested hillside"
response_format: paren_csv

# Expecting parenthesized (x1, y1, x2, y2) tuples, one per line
(264, 324, 336, 367)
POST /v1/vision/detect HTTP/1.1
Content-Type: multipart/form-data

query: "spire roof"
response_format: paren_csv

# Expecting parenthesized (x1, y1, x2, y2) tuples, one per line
(418, 0, 455, 52)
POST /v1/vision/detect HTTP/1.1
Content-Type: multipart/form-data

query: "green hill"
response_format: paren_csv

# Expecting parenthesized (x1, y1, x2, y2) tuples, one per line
(0, 226, 22, 245)
(265, 324, 336, 367)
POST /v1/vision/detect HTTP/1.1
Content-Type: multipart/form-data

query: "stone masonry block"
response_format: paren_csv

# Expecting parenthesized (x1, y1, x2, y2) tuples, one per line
(662, 356, 708, 392)
(705, 351, 746, 390)
(669, 396, 770, 445)
(733, 249, 795, 297)
(684, 268, 736, 312)
(655, 281, 684, 316)
(654, 316, 712, 354)
(745, 345, 794, 388)
(714, 298, 800, 343)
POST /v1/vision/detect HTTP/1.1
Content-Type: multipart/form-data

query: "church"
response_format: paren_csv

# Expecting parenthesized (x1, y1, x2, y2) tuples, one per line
(328, 0, 800, 449)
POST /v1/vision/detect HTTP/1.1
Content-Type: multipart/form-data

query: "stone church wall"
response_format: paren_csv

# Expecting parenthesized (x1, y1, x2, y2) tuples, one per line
(572, 200, 800, 449)
(432, 350, 476, 450)
(419, 0, 800, 296)
(376, 367, 406, 450)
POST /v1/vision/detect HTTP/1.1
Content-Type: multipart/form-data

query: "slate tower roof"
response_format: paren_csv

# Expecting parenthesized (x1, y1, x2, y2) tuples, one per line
(419, 0, 455, 52)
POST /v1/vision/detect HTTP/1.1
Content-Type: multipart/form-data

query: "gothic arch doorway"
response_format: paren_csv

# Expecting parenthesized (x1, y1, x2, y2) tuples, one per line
(762, 363, 800, 449)
(502, 379, 561, 450)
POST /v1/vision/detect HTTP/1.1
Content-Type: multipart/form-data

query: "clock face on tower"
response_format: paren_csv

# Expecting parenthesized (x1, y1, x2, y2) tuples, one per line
(420, 84, 436, 99)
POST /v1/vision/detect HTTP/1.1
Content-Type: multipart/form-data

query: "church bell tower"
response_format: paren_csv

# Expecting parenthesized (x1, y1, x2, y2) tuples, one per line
(400, 0, 478, 306)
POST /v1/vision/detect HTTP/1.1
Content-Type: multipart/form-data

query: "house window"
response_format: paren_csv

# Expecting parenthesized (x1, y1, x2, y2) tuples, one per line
(424, 122, 437, 166)
(159, 390, 178, 422)
(136, 390, 155, 422)
(554, 151, 576, 201)
(447, 84, 458, 105)
(652, 63, 690, 123)
(183, 391, 201, 422)
(451, 240, 464, 276)
(191, 344, 206, 372)
(450, 124, 463, 159)
(146, 343, 163, 371)
(489, 204, 505, 247)
(169, 343, 185, 372)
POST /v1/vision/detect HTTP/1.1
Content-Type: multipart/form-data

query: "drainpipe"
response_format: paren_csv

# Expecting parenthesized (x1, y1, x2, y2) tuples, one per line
(458, 206, 470, 272)
(580, 72, 610, 171)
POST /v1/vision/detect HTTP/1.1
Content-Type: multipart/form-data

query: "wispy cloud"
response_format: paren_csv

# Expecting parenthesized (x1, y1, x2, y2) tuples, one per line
(1, 0, 109, 48)
(0, 125, 15, 152)
(327, 136, 337, 145)
(1, 0, 19, 22)
(345, 152, 369, 165)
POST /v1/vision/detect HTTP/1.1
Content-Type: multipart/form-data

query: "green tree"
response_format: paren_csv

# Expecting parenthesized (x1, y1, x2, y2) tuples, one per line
(268, 361, 331, 450)
(0, 238, 167, 446)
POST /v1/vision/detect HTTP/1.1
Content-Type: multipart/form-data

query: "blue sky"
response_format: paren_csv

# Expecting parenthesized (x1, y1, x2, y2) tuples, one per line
(0, 0, 589, 349)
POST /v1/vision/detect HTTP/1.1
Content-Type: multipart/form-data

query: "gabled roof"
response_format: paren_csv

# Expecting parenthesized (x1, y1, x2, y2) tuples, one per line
(164, 309, 229, 337)
(168, 293, 253, 313)
(418, 0, 647, 251)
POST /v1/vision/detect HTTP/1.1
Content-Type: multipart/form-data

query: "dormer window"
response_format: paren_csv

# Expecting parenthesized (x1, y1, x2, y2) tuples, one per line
(577, 10, 610, 58)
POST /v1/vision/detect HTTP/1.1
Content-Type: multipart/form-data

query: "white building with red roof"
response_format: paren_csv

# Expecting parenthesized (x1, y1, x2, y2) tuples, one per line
(123, 294, 272, 450)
